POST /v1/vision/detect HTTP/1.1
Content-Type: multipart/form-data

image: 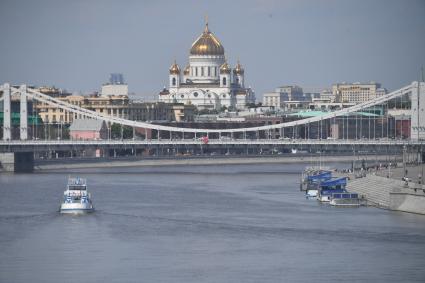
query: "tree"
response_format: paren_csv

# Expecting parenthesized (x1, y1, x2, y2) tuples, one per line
(111, 123, 133, 139)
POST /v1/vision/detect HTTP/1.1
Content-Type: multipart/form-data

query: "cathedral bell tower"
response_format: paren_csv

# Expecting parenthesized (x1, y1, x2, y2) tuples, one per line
(219, 61, 231, 88)
(233, 60, 244, 88)
(169, 60, 181, 88)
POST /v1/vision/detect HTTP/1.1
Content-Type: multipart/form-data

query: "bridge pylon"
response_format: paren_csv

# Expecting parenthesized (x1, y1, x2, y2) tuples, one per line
(19, 84, 28, 140)
(411, 81, 425, 140)
(2, 83, 11, 141)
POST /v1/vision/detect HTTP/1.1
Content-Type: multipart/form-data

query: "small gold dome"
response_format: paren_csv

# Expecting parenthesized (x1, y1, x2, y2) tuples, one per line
(233, 60, 244, 75)
(183, 65, 190, 75)
(169, 61, 180, 75)
(220, 61, 231, 74)
(190, 23, 225, 56)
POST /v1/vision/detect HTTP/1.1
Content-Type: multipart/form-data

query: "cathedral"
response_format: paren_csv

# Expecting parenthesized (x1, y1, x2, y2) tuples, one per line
(159, 22, 255, 110)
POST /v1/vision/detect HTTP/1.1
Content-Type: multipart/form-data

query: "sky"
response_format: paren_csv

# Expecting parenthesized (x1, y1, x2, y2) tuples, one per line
(0, 0, 424, 100)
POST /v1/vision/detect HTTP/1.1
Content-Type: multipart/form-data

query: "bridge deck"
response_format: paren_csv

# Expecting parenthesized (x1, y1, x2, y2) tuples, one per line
(0, 139, 423, 153)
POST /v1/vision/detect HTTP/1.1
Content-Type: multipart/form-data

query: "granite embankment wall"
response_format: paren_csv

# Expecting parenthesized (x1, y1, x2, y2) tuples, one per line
(390, 188, 425, 214)
(347, 174, 425, 215)
(0, 152, 34, 173)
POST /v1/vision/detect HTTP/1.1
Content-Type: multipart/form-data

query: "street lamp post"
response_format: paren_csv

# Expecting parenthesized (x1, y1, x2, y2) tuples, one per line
(403, 145, 407, 179)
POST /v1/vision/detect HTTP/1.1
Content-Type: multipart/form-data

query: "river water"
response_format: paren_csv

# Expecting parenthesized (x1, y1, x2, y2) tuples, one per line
(1, 163, 425, 283)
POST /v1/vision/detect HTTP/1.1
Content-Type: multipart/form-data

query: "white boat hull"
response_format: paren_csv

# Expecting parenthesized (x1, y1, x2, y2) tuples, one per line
(306, 189, 318, 198)
(318, 195, 331, 202)
(60, 203, 94, 214)
(330, 199, 360, 207)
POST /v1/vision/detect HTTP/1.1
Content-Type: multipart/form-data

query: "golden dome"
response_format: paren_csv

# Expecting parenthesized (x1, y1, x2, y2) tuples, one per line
(169, 61, 180, 75)
(233, 60, 244, 75)
(190, 23, 224, 56)
(183, 65, 190, 75)
(220, 61, 231, 74)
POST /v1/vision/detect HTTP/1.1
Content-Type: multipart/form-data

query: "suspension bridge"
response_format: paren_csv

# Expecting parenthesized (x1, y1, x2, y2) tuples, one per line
(0, 81, 424, 172)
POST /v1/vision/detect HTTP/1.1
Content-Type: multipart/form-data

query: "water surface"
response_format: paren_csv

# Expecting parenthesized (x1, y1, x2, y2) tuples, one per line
(1, 163, 425, 283)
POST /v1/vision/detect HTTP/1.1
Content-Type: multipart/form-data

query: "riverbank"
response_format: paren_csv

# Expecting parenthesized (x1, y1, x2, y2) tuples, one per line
(34, 154, 401, 171)
(346, 164, 425, 215)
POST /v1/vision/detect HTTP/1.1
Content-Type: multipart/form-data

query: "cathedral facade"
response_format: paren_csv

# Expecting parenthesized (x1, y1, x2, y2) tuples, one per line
(159, 22, 255, 110)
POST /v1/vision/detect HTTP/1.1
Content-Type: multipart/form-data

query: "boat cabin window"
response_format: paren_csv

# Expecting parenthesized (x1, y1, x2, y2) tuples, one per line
(68, 185, 86, 190)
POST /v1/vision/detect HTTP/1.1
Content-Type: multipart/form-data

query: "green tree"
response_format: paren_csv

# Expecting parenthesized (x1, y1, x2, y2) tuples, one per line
(111, 123, 133, 139)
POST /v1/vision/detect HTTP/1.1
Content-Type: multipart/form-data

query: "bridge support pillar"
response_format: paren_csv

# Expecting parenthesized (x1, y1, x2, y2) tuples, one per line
(2, 83, 11, 141)
(0, 152, 34, 173)
(411, 81, 425, 140)
(20, 85, 28, 140)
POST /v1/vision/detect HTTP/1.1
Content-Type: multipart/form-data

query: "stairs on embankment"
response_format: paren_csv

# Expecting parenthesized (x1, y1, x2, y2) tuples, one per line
(347, 174, 405, 209)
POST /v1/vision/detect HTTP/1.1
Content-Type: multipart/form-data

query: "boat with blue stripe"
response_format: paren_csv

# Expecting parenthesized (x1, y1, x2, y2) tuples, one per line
(317, 177, 348, 202)
(300, 168, 333, 198)
(60, 177, 94, 214)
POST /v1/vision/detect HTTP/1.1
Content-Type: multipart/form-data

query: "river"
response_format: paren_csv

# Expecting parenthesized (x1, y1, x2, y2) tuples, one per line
(1, 163, 425, 282)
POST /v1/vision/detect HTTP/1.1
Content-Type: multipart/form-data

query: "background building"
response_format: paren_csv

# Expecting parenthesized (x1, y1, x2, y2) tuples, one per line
(303, 87, 323, 101)
(69, 119, 108, 140)
(158, 22, 255, 110)
(275, 85, 304, 101)
(263, 85, 305, 108)
(129, 101, 195, 122)
(35, 92, 130, 123)
(319, 89, 335, 102)
(332, 82, 387, 103)
(101, 73, 128, 96)
(262, 92, 288, 108)
(34, 82, 195, 124)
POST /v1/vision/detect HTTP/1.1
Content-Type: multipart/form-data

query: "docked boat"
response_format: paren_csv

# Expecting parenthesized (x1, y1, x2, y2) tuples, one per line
(60, 177, 94, 214)
(306, 184, 319, 198)
(330, 193, 361, 207)
(300, 169, 332, 191)
(317, 177, 348, 202)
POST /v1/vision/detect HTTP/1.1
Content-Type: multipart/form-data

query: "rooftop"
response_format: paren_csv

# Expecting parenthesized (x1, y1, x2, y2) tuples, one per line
(69, 119, 106, 131)
(289, 110, 380, 118)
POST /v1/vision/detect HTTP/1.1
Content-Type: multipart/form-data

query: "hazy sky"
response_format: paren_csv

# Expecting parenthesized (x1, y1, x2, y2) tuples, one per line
(1, 0, 424, 99)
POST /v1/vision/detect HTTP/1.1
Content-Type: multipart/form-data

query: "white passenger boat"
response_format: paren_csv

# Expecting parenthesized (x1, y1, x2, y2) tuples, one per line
(60, 177, 94, 214)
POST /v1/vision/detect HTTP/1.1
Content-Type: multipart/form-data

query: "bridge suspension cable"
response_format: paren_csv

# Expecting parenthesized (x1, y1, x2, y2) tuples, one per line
(3, 81, 421, 134)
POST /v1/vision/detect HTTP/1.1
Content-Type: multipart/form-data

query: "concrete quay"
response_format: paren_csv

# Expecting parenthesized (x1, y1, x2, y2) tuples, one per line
(347, 165, 425, 215)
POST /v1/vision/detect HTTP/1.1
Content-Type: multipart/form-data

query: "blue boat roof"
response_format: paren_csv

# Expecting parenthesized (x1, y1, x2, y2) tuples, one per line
(320, 177, 347, 187)
(307, 171, 332, 181)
